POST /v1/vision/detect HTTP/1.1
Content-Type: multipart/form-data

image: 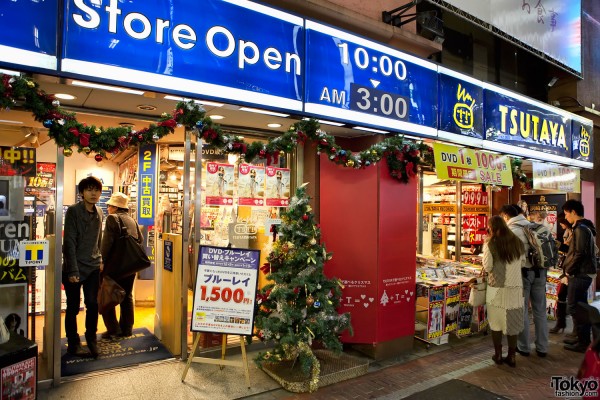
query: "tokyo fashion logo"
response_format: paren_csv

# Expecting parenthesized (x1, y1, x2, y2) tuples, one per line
(550, 376, 599, 398)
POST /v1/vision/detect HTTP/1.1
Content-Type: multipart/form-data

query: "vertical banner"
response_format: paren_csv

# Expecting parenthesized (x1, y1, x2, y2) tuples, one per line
(191, 246, 259, 335)
(444, 284, 460, 333)
(265, 167, 290, 206)
(457, 284, 472, 336)
(205, 162, 235, 206)
(138, 144, 157, 226)
(238, 164, 265, 206)
(428, 287, 445, 340)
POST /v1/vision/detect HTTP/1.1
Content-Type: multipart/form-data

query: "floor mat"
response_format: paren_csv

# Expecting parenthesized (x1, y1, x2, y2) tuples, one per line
(61, 327, 173, 377)
(403, 379, 509, 400)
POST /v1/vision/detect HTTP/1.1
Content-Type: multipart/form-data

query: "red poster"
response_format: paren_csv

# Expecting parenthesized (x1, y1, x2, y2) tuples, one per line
(1, 357, 36, 400)
(205, 162, 234, 206)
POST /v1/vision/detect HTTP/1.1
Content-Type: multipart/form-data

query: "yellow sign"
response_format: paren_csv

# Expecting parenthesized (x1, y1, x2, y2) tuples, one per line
(532, 162, 580, 193)
(463, 204, 490, 214)
(423, 204, 457, 213)
(433, 143, 513, 186)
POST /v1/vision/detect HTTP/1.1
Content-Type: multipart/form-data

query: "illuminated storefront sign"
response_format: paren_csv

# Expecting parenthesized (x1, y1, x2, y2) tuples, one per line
(433, 142, 513, 186)
(138, 144, 157, 225)
(532, 162, 580, 193)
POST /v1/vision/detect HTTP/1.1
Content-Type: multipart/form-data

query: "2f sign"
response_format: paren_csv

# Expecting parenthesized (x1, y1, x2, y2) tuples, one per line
(142, 150, 152, 171)
(441, 152, 458, 163)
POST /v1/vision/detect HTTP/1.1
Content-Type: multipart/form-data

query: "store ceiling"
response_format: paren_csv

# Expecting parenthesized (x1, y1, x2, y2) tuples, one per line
(0, 73, 372, 153)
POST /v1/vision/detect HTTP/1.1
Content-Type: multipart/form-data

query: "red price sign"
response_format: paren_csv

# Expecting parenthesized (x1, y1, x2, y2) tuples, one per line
(198, 285, 250, 304)
(462, 191, 488, 205)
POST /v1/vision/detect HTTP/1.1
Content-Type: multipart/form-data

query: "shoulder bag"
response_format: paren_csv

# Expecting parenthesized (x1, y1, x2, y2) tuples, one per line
(98, 275, 126, 314)
(468, 276, 487, 307)
(106, 215, 151, 279)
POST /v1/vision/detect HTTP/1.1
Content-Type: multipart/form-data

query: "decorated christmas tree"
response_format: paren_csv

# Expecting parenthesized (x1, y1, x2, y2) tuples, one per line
(254, 183, 352, 391)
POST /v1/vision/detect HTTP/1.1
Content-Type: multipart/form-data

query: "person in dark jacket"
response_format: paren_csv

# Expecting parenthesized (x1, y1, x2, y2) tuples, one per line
(63, 176, 104, 358)
(100, 192, 143, 339)
(562, 200, 598, 352)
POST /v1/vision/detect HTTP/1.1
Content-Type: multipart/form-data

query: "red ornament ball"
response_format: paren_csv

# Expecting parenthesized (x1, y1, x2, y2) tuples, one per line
(94, 154, 103, 162)
(302, 214, 309, 221)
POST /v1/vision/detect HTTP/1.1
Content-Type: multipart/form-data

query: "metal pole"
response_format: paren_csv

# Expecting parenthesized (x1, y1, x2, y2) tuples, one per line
(52, 148, 64, 384)
(181, 130, 192, 359)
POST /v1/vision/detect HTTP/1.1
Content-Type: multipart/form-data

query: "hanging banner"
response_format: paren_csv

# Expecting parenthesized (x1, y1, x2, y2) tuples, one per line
(532, 162, 580, 193)
(265, 167, 290, 207)
(238, 164, 265, 206)
(205, 162, 235, 206)
(191, 246, 259, 335)
(137, 144, 157, 226)
(433, 143, 513, 186)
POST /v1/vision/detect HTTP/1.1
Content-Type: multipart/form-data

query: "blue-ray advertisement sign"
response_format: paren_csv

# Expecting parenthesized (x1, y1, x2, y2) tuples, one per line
(571, 117, 593, 163)
(438, 68, 484, 139)
(304, 20, 438, 137)
(62, 0, 304, 111)
(484, 89, 572, 158)
(0, 0, 58, 71)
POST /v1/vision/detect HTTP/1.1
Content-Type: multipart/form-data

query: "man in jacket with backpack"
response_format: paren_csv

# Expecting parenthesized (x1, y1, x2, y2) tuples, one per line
(561, 200, 598, 352)
(499, 204, 549, 357)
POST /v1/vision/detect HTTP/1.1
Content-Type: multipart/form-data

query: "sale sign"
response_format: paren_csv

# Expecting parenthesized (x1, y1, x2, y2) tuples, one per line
(433, 143, 513, 186)
(532, 162, 580, 193)
(191, 246, 260, 335)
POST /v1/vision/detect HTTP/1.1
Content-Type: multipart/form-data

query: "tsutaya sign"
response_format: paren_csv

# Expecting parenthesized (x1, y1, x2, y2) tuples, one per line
(433, 143, 514, 186)
(0, 0, 592, 168)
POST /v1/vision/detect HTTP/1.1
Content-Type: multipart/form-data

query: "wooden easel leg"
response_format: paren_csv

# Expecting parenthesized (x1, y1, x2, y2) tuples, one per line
(219, 334, 227, 370)
(182, 333, 202, 382)
(239, 335, 250, 388)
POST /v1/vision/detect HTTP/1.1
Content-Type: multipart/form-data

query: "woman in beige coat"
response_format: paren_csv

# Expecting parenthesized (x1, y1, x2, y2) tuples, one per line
(483, 215, 525, 367)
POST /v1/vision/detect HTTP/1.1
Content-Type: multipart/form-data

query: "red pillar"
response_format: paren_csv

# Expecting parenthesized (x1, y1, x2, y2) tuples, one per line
(320, 155, 417, 350)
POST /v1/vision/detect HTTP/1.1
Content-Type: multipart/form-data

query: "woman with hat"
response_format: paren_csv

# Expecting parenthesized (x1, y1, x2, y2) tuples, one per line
(100, 192, 144, 339)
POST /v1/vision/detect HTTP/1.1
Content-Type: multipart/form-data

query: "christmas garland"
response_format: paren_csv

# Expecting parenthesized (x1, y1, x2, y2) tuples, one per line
(510, 158, 533, 191)
(0, 73, 434, 181)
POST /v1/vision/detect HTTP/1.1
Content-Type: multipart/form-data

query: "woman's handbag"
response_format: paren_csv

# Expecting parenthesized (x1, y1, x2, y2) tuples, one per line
(468, 277, 487, 307)
(98, 276, 126, 314)
(106, 215, 151, 279)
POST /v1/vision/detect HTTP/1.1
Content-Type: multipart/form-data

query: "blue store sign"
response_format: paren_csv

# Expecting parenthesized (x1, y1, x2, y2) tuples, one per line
(62, 0, 304, 111)
(138, 144, 157, 226)
(484, 88, 572, 158)
(304, 20, 438, 136)
(571, 117, 594, 163)
(0, 0, 58, 71)
(438, 67, 484, 144)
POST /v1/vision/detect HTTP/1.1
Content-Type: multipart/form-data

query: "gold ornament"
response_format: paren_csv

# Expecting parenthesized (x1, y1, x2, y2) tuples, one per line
(346, 159, 355, 167)
(63, 148, 73, 157)
(279, 150, 285, 158)
(306, 295, 315, 307)
(82, 147, 91, 154)
(94, 128, 101, 134)
(371, 150, 377, 155)
(26, 80, 35, 88)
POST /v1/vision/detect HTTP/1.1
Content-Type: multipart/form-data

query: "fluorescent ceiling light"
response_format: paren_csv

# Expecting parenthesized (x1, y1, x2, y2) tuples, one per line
(239, 107, 289, 117)
(72, 80, 145, 95)
(353, 126, 389, 134)
(267, 123, 282, 128)
(0, 119, 23, 125)
(210, 115, 225, 120)
(54, 93, 77, 100)
(163, 95, 223, 107)
(302, 117, 345, 127)
(0, 69, 20, 76)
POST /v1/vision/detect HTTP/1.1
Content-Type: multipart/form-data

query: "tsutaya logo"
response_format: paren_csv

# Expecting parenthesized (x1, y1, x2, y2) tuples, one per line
(453, 84, 475, 129)
(579, 125, 591, 157)
(70, 0, 302, 75)
(497, 104, 568, 150)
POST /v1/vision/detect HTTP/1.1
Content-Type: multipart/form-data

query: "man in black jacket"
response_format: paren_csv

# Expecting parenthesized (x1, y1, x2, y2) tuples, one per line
(562, 200, 597, 352)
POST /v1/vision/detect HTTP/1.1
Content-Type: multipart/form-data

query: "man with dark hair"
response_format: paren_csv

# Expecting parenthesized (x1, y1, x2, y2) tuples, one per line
(499, 203, 549, 357)
(562, 199, 597, 352)
(62, 176, 104, 358)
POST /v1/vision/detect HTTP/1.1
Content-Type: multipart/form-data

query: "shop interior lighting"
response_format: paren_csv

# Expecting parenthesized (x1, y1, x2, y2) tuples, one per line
(54, 93, 77, 100)
(238, 107, 289, 118)
(0, 120, 23, 125)
(353, 126, 389, 134)
(163, 95, 224, 107)
(137, 104, 157, 111)
(267, 123, 282, 128)
(302, 117, 345, 127)
(71, 80, 145, 95)
(0, 68, 20, 76)
(209, 115, 225, 120)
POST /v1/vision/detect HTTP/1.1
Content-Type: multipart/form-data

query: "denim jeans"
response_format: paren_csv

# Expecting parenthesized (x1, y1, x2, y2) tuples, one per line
(62, 269, 100, 345)
(517, 268, 548, 353)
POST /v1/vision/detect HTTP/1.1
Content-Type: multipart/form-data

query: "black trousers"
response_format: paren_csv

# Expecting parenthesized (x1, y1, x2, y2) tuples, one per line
(567, 275, 593, 345)
(101, 273, 136, 334)
(62, 269, 100, 345)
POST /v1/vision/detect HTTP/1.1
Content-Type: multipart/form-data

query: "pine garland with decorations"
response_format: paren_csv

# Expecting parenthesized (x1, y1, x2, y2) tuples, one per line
(0, 73, 433, 180)
(510, 158, 533, 191)
(253, 183, 352, 392)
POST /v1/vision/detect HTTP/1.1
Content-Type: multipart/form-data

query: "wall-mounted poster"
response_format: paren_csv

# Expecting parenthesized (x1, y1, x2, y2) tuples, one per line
(265, 167, 290, 207)
(205, 162, 235, 206)
(0, 283, 28, 339)
(521, 194, 567, 240)
(238, 164, 265, 206)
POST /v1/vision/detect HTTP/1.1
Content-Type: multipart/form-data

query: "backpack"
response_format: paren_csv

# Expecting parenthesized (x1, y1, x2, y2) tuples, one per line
(522, 222, 558, 269)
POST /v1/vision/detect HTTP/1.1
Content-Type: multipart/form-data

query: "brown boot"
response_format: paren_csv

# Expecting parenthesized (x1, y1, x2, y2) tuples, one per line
(492, 344, 503, 365)
(503, 347, 516, 367)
